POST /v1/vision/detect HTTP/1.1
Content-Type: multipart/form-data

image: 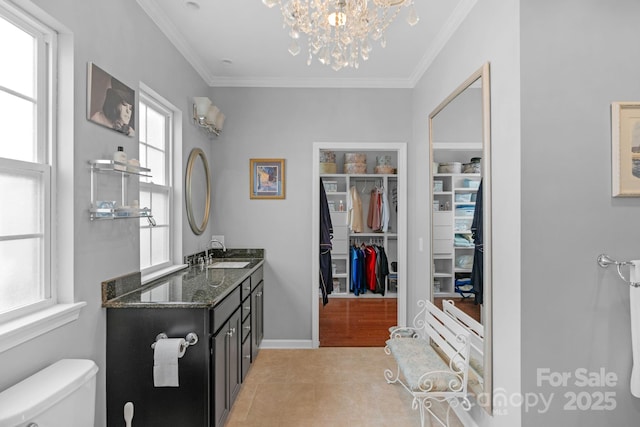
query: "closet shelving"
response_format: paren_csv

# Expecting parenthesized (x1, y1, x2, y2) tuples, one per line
(431, 142, 481, 297)
(321, 172, 398, 299)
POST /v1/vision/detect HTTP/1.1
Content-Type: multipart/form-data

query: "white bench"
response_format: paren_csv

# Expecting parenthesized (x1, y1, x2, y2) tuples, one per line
(384, 299, 471, 427)
(442, 299, 484, 389)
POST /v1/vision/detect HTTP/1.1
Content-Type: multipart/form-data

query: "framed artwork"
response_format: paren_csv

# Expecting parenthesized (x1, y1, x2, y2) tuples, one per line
(87, 62, 136, 137)
(250, 158, 285, 199)
(612, 102, 640, 196)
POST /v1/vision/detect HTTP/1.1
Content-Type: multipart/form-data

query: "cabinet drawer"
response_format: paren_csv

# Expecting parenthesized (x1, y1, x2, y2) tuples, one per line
(241, 297, 251, 321)
(251, 266, 263, 290)
(433, 211, 453, 226)
(240, 277, 251, 301)
(331, 239, 348, 254)
(212, 287, 240, 333)
(433, 225, 452, 240)
(330, 211, 347, 225)
(332, 225, 348, 240)
(433, 239, 453, 255)
(242, 316, 251, 342)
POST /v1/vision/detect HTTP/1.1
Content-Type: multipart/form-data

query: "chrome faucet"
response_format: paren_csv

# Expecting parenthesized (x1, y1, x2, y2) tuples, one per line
(208, 238, 226, 256)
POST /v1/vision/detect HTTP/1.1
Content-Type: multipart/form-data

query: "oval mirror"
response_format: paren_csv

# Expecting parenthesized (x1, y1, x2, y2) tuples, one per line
(185, 148, 211, 235)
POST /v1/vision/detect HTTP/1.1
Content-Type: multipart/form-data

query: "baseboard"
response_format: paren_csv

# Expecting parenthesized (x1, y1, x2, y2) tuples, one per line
(260, 339, 313, 349)
(451, 403, 479, 427)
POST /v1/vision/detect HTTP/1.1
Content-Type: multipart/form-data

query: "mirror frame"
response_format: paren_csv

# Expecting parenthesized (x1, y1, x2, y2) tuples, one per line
(185, 148, 211, 235)
(429, 62, 492, 414)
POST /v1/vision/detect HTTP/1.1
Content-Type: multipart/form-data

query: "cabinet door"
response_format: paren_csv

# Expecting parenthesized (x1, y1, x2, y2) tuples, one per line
(213, 328, 228, 427)
(228, 309, 242, 408)
(251, 281, 264, 361)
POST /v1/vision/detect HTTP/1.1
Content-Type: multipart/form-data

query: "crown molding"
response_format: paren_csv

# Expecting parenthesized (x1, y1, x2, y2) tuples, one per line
(138, 0, 477, 89)
(136, 0, 216, 85)
(208, 75, 414, 89)
(408, 0, 478, 87)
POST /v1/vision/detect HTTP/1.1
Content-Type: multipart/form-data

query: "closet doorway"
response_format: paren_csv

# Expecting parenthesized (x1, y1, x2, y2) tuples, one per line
(311, 142, 407, 348)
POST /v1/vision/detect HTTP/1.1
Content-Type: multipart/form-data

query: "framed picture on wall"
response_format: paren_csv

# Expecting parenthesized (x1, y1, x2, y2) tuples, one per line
(87, 62, 136, 137)
(249, 158, 285, 199)
(612, 102, 640, 197)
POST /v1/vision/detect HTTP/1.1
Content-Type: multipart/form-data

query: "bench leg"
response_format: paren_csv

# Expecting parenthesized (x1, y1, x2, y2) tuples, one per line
(383, 364, 401, 384)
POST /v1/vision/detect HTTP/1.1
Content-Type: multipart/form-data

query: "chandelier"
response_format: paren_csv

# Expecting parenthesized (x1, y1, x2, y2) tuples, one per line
(262, 0, 419, 71)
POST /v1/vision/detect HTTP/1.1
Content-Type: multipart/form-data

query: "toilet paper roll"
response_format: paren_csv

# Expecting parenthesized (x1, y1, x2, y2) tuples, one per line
(153, 338, 186, 387)
(629, 261, 640, 398)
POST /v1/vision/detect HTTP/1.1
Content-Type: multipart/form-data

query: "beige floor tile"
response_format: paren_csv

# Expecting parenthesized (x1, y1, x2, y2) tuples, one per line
(225, 348, 465, 427)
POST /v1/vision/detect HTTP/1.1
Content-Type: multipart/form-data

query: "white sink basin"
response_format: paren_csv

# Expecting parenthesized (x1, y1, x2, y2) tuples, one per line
(208, 261, 250, 269)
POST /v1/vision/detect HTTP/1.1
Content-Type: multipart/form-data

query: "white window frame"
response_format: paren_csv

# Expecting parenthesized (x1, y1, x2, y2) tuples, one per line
(0, 1, 84, 354)
(139, 84, 184, 283)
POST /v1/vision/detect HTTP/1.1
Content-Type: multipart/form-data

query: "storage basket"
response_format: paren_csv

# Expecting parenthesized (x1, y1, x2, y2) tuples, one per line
(438, 162, 462, 173)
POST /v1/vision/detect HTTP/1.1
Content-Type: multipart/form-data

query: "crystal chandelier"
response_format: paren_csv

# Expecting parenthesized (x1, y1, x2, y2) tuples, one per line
(262, 0, 419, 71)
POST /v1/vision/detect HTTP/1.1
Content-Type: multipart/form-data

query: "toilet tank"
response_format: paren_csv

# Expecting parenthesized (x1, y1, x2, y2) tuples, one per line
(0, 359, 99, 427)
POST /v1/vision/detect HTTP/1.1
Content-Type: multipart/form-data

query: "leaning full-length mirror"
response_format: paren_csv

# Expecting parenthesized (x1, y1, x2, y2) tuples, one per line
(186, 148, 211, 235)
(429, 63, 492, 413)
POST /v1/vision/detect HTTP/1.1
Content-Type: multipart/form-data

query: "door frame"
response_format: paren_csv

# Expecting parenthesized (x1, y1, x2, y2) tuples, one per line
(311, 141, 408, 348)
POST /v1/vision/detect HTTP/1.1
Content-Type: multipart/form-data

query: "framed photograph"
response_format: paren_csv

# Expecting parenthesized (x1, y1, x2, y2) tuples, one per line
(250, 158, 285, 199)
(612, 102, 640, 196)
(87, 62, 136, 137)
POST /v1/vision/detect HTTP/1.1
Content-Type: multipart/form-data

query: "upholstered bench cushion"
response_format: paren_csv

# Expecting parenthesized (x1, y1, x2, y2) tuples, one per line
(385, 338, 462, 392)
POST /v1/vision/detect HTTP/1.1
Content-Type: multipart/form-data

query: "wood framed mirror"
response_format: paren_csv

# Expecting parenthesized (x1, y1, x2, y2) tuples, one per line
(185, 148, 211, 235)
(429, 62, 492, 414)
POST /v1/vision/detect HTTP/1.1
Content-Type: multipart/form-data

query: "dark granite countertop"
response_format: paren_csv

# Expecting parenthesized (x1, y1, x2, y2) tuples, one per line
(102, 249, 264, 309)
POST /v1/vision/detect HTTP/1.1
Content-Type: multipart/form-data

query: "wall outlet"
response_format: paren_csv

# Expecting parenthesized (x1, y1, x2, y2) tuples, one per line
(211, 235, 225, 247)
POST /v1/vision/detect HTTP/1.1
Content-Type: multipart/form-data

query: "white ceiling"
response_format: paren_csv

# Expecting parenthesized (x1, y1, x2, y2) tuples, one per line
(137, 0, 477, 88)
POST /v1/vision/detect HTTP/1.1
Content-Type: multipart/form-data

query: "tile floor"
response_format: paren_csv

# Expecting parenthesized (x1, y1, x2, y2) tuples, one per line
(225, 347, 464, 427)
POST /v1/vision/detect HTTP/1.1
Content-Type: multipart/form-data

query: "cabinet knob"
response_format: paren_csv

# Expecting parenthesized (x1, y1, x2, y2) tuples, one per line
(244, 355, 251, 359)
(244, 306, 251, 310)
(244, 326, 251, 331)
(256, 292, 263, 297)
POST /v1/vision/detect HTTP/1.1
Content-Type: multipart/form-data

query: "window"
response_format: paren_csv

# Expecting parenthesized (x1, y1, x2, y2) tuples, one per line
(139, 92, 173, 275)
(0, 6, 54, 320)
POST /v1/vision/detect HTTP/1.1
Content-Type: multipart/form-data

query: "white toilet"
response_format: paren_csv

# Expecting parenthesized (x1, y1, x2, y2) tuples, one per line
(0, 359, 98, 427)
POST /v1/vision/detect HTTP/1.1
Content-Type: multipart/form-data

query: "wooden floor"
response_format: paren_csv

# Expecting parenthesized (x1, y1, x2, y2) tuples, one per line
(319, 297, 481, 347)
(319, 298, 397, 347)
(434, 297, 481, 323)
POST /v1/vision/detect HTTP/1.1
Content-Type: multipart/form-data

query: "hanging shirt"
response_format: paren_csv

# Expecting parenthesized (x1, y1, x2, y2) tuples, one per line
(348, 186, 363, 233)
(367, 189, 382, 231)
(364, 245, 377, 291)
(381, 187, 390, 232)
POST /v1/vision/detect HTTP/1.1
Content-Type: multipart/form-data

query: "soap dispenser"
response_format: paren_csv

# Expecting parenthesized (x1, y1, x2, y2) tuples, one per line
(114, 146, 127, 170)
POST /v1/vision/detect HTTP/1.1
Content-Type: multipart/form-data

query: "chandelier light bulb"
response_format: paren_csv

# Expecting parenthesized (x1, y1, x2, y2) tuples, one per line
(263, 0, 418, 70)
(328, 11, 347, 27)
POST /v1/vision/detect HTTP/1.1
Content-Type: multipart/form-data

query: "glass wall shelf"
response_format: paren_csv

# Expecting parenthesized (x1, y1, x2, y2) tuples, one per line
(89, 159, 155, 225)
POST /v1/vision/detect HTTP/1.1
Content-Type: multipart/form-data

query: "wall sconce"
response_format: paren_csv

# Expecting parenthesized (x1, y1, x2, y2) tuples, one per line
(193, 96, 225, 136)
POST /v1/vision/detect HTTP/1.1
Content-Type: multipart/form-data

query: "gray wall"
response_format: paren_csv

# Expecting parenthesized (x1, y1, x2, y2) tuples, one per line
(206, 87, 411, 342)
(0, 1, 213, 425)
(412, 0, 521, 426)
(521, 0, 640, 425)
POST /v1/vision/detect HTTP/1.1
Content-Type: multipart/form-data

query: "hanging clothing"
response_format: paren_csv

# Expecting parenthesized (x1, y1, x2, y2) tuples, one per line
(349, 243, 390, 296)
(381, 187, 390, 232)
(367, 189, 382, 231)
(374, 245, 390, 295)
(347, 186, 363, 233)
(350, 245, 366, 296)
(319, 178, 334, 305)
(470, 179, 483, 305)
(364, 245, 377, 291)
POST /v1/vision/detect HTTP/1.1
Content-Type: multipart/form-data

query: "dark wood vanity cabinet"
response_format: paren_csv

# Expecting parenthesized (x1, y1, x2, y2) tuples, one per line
(213, 306, 241, 427)
(106, 265, 264, 427)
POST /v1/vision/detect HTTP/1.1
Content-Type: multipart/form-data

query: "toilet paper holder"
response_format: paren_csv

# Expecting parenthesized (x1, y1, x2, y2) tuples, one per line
(150, 332, 199, 352)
